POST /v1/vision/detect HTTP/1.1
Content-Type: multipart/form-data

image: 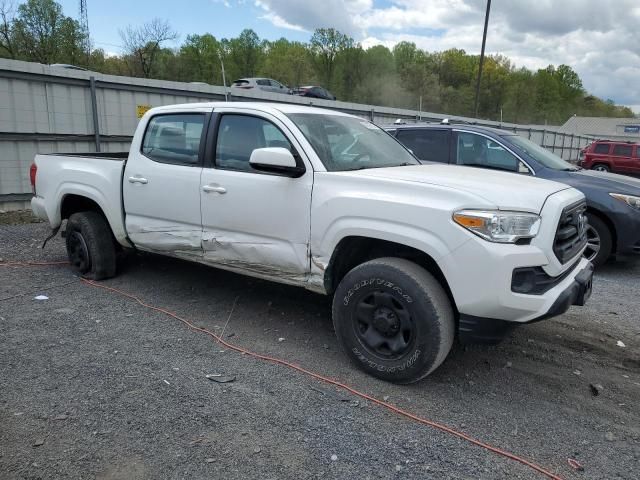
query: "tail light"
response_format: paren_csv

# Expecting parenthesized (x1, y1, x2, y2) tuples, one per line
(30, 163, 37, 194)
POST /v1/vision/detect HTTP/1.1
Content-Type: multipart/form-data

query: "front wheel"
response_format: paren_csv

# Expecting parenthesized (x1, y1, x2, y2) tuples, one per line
(65, 211, 117, 280)
(584, 214, 612, 267)
(332, 257, 455, 384)
(591, 163, 610, 172)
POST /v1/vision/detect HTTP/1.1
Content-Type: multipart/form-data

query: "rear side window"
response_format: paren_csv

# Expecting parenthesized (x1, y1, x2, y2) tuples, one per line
(215, 114, 293, 172)
(232, 79, 249, 86)
(396, 129, 449, 163)
(142, 114, 205, 165)
(613, 144, 633, 156)
(593, 143, 610, 154)
(636, 147, 640, 158)
(256, 79, 270, 86)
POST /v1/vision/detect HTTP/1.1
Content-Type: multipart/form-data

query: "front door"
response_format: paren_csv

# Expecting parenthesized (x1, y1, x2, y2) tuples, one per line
(123, 111, 207, 255)
(199, 109, 313, 284)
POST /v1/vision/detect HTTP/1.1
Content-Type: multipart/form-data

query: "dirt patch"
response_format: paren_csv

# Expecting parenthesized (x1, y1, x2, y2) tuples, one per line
(0, 209, 43, 225)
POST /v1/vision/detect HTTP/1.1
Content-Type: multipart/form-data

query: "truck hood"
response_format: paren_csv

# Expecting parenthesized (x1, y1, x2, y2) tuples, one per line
(354, 164, 572, 212)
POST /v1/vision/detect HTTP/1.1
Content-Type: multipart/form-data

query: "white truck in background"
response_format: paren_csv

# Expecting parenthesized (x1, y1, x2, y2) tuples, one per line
(30, 102, 593, 383)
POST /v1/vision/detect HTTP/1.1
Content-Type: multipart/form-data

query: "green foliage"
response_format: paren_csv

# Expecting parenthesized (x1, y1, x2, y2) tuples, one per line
(0, 0, 635, 123)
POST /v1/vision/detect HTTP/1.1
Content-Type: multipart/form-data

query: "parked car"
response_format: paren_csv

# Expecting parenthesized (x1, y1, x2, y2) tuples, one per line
(292, 86, 336, 101)
(230, 77, 290, 94)
(578, 140, 640, 174)
(386, 123, 640, 267)
(30, 103, 593, 383)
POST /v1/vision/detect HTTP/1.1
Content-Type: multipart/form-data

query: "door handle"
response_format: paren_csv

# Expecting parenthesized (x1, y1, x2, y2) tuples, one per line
(128, 176, 148, 184)
(202, 184, 227, 194)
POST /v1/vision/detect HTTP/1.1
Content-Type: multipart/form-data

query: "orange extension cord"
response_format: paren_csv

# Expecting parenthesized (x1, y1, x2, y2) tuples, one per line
(1, 261, 565, 480)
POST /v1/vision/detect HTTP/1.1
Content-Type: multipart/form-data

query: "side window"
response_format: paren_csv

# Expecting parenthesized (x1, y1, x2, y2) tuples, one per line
(396, 129, 449, 163)
(635, 147, 640, 158)
(141, 114, 205, 165)
(455, 132, 520, 172)
(594, 143, 610, 154)
(215, 115, 293, 172)
(613, 144, 633, 156)
(270, 80, 283, 88)
(256, 79, 270, 86)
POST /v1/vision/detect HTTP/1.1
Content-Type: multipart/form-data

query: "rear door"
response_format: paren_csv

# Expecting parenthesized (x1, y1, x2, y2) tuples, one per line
(199, 108, 313, 281)
(611, 143, 634, 173)
(395, 129, 451, 163)
(123, 110, 209, 254)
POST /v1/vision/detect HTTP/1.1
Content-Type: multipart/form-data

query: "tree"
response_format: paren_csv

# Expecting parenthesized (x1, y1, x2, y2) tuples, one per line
(223, 28, 262, 79)
(120, 18, 177, 78)
(178, 33, 222, 83)
(0, 0, 16, 58)
(309, 28, 352, 88)
(260, 38, 311, 87)
(13, 0, 81, 64)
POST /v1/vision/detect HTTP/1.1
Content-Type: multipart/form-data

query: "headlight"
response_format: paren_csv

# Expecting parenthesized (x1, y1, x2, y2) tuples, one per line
(610, 193, 640, 211)
(453, 210, 541, 243)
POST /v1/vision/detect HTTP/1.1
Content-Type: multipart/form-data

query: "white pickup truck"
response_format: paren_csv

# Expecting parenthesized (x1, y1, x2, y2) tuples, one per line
(31, 102, 593, 383)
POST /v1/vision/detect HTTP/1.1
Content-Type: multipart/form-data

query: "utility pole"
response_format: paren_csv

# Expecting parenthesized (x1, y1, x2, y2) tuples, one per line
(78, 0, 90, 67)
(473, 0, 491, 118)
(218, 51, 228, 101)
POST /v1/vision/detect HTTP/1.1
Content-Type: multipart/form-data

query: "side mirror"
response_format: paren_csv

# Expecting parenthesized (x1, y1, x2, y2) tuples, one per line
(249, 147, 305, 178)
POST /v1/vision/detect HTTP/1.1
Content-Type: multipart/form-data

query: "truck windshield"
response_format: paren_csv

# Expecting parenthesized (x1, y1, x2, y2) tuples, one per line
(507, 135, 578, 171)
(287, 113, 419, 171)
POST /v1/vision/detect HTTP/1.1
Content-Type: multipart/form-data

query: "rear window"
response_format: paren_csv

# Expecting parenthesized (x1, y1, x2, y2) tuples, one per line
(613, 144, 633, 156)
(232, 79, 249, 86)
(142, 114, 205, 165)
(593, 143, 610, 154)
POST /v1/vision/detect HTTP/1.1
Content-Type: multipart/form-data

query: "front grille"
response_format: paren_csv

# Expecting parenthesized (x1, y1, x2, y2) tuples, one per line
(553, 200, 587, 264)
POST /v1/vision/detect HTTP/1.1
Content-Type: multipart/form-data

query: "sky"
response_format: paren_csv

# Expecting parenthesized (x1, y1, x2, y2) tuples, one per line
(58, 0, 640, 113)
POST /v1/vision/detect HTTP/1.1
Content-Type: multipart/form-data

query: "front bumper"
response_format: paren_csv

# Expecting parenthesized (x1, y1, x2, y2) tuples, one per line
(459, 262, 594, 344)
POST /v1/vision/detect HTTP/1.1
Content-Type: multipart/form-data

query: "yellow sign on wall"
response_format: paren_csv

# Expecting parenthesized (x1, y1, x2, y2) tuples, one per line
(136, 105, 152, 118)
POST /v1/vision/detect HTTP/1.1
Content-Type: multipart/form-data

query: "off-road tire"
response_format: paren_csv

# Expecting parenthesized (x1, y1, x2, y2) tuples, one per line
(65, 211, 116, 280)
(332, 257, 455, 384)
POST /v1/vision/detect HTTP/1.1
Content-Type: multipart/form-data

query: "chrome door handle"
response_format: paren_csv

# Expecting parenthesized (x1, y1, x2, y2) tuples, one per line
(128, 176, 148, 184)
(202, 184, 227, 194)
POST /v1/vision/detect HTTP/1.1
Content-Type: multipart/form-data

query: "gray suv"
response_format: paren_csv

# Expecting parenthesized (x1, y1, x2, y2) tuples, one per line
(230, 78, 290, 94)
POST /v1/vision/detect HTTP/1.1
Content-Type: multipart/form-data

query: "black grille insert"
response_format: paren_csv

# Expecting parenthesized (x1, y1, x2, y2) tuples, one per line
(553, 201, 587, 264)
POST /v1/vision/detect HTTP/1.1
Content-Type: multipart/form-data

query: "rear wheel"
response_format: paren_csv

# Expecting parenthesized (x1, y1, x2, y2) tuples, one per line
(332, 257, 454, 384)
(592, 163, 610, 172)
(65, 211, 116, 280)
(584, 214, 612, 267)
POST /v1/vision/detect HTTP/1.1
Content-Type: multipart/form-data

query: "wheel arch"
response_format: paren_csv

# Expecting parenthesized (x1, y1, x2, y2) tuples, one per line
(323, 236, 458, 316)
(586, 206, 617, 254)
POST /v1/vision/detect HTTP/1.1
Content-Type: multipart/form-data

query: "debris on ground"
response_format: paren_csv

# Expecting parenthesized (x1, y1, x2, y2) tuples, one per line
(330, 454, 338, 461)
(253, 447, 261, 454)
(32, 439, 45, 447)
(589, 384, 604, 396)
(205, 374, 236, 383)
(616, 340, 626, 348)
(278, 337, 285, 342)
(205, 458, 215, 463)
(567, 458, 584, 471)
(34, 295, 48, 300)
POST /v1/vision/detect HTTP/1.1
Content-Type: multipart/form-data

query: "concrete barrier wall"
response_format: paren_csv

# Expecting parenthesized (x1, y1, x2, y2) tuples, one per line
(0, 58, 595, 209)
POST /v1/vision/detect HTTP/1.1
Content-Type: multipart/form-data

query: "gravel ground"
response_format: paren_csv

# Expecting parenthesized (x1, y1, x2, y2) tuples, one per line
(1, 222, 639, 480)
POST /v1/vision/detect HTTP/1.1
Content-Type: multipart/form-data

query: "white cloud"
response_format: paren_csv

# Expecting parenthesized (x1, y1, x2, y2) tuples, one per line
(254, 0, 640, 111)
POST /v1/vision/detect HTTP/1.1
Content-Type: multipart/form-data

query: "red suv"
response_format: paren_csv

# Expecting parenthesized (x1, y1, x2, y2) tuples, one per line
(579, 140, 640, 175)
